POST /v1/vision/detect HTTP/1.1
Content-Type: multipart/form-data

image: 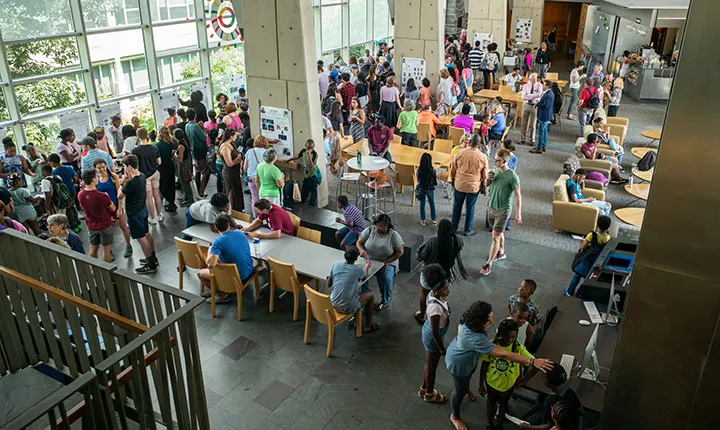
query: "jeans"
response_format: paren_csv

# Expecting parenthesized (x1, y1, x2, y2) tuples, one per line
(417, 189, 436, 221)
(371, 151, 393, 163)
(566, 273, 583, 296)
(566, 258, 592, 295)
(583, 200, 611, 217)
(567, 88, 580, 115)
(183, 210, 203, 240)
(482, 69, 492, 89)
(537, 120, 550, 150)
(536, 63, 549, 78)
(451, 189, 479, 233)
(606, 137, 624, 164)
(301, 176, 318, 207)
(450, 373, 472, 418)
(362, 264, 396, 304)
(578, 107, 594, 136)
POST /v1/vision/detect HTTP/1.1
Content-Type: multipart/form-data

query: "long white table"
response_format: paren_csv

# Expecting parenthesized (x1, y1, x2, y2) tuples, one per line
(182, 219, 291, 259)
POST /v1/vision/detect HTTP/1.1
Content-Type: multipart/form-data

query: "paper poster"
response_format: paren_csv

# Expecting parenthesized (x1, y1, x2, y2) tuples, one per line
(229, 74, 246, 103)
(95, 102, 121, 128)
(158, 91, 178, 118)
(516, 19, 532, 42)
(191, 82, 211, 108)
(259, 106, 293, 158)
(400, 58, 426, 91)
(59, 110, 90, 138)
(473, 33, 493, 50)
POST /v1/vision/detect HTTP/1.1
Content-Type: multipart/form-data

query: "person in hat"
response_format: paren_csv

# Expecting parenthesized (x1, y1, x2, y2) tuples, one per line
(56, 128, 81, 171)
(80, 136, 115, 173)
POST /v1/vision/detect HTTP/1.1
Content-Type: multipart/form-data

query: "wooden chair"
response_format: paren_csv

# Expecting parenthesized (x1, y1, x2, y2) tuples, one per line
(232, 210, 251, 223)
(433, 138, 453, 154)
(416, 122, 432, 148)
(546, 72, 559, 81)
(175, 237, 209, 291)
(268, 257, 313, 321)
(287, 212, 301, 235)
(394, 163, 417, 206)
(209, 263, 260, 321)
(297, 226, 321, 244)
(449, 126, 465, 147)
(303, 285, 362, 357)
(392, 134, 402, 145)
(499, 84, 514, 94)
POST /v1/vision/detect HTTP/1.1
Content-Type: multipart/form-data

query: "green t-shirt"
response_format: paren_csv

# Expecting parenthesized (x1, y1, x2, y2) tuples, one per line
(398, 110, 418, 134)
(481, 341, 534, 392)
(256, 162, 283, 198)
(488, 167, 520, 213)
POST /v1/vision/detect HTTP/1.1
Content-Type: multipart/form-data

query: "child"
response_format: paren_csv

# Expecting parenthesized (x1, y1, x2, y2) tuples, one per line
(47, 213, 85, 254)
(48, 153, 81, 231)
(0, 200, 28, 233)
(503, 140, 518, 171)
(451, 133, 470, 158)
(9, 175, 42, 236)
(416, 152, 437, 225)
(523, 48, 533, 76)
(419, 263, 451, 403)
(508, 301, 534, 348)
(518, 366, 582, 430)
(418, 77, 432, 107)
(508, 279, 543, 328)
(164, 107, 177, 127)
(23, 144, 48, 192)
(205, 110, 218, 130)
(326, 246, 378, 332)
(565, 215, 612, 296)
(397, 98, 419, 147)
(480, 319, 537, 430)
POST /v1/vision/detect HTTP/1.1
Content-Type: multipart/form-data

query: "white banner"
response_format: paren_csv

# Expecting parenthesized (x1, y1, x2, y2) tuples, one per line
(229, 74, 246, 103)
(473, 33, 494, 50)
(400, 57, 426, 92)
(59, 110, 91, 139)
(516, 19, 533, 43)
(191, 83, 211, 108)
(95, 103, 121, 129)
(260, 106, 293, 158)
(158, 91, 178, 119)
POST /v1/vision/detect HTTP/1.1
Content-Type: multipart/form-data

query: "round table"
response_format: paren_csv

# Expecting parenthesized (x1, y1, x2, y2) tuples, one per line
(614, 208, 645, 228)
(631, 147, 657, 159)
(347, 156, 390, 171)
(641, 129, 662, 141)
(624, 183, 650, 201)
(632, 167, 653, 182)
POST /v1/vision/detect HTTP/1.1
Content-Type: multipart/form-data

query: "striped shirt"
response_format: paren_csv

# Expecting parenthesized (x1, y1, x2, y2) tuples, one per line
(468, 47, 484, 70)
(81, 149, 114, 172)
(343, 204, 366, 235)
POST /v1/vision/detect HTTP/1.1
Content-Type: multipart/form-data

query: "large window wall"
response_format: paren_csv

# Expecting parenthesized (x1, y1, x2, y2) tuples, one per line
(0, 0, 245, 153)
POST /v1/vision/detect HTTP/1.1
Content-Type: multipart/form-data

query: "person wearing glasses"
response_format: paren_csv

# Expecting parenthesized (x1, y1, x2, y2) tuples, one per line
(480, 148, 522, 276)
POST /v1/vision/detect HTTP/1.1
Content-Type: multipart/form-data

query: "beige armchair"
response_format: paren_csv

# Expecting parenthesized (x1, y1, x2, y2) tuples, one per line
(553, 174, 606, 235)
(583, 126, 620, 152)
(575, 137, 616, 160)
(605, 117, 629, 144)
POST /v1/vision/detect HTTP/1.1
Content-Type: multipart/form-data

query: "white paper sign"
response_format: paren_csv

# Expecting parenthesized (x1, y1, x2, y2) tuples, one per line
(158, 91, 178, 117)
(229, 74, 246, 103)
(400, 58, 426, 91)
(516, 19, 533, 42)
(473, 33, 494, 50)
(260, 106, 293, 158)
(95, 102, 121, 129)
(191, 83, 211, 108)
(59, 110, 91, 138)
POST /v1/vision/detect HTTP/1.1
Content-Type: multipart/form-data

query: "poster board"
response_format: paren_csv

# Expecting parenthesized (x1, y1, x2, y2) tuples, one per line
(191, 82, 211, 108)
(59, 110, 91, 138)
(259, 106, 293, 158)
(473, 33, 494, 50)
(516, 19, 533, 42)
(95, 102, 121, 129)
(400, 57, 426, 90)
(158, 91, 178, 119)
(229, 74, 246, 103)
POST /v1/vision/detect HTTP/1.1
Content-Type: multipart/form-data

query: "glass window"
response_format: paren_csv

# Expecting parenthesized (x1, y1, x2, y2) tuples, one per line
(153, 22, 199, 53)
(321, 5, 343, 51)
(122, 95, 155, 131)
(159, 53, 199, 87)
(81, 0, 140, 30)
(15, 74, 87, 116)
(24, 115, 61, 155)
(150, 0, 194, 22)
(121, 58, 150, 92)
(373, 0, 389, 39)
(6, 37, 81, 80)
(0, 92, 9, 121)
(209, 46, 245, 105)
(93, 63, 116, 99)
(0, 0, 73, 40)
(349, 0, 367, 44)
(88, 29, 145, 96)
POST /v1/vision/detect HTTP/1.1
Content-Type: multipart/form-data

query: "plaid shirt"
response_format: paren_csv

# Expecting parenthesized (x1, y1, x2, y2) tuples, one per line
(343, 204, 366, 235)
(339, 82, 356, 112)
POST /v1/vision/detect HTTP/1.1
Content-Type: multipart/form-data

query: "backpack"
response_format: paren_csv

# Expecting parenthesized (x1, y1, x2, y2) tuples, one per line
(48, 176, 73, 210)
(637, 151, 656, 171)
(585, 88, 600, 110)
(571, 232, 607, 277)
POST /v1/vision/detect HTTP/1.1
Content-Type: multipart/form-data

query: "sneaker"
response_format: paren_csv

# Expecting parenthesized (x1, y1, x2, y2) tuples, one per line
(78, 213, 86, 220)
(563, 290, 572, 297)
(494, 251, 507, 261)
(135, 264, 157, 275)
(480, 264, 491, 276)
(165, 205, 178, 212)
(72, 226, 82, 233)
(464, 230, 477, 236)
(139, 257, 159, 265)
(432, 220, 439, 226)
(158, 214, 164, 222)
(610, 178, 629, 185)
(420, 220, 427, 226)
(542, 148, 546, 152)
(618, 166, 625, 172)
(148, 217, 157, 225)
(110, 250, 116, 262)
(124, 245, 133, 258)
(180, 200, 192, 207)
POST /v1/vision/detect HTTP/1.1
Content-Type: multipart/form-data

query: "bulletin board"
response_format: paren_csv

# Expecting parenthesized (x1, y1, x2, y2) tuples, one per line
(260, 106, 293, 158)
(516, 19, 533, 42)
(473, 33, 494, 50)
(158, 91, 178, 118)
(229, 73, 246, 103)
(95, 102, 121, 128)
(400, 57, 426, 90)
(59, 110, 91, 138)
(191, 82, 211, 108)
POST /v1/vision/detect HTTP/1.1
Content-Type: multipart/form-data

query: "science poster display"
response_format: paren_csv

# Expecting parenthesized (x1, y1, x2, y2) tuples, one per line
(158, 91, 178, 118)
(191, 82, 211, 107)
(229, 73, 246, 103)
(400, 57, 426, 90)
(59, 110, 91, 138)
(95, 102, 121, 128)
(473, 33, 494, 50)
(259, 106, 293, 158)
(516, 19, 532, 42)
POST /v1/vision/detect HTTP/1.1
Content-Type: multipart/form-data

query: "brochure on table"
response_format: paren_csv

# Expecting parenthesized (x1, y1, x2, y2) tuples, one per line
(59, 110, 91, 138)
(400, 57, 426, 90)
(260, 106, 293, 158)
(229, 74, 246, 103)
(473, 33, 493, 50)
(158, 91, 178, 120)
(95, 102, 121, 129)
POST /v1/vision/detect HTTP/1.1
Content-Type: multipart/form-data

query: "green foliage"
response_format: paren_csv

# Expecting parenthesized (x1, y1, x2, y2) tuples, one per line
(350, 44, 367, 60)
(128, 100, 155, 132)
(179, 47, 246, 100)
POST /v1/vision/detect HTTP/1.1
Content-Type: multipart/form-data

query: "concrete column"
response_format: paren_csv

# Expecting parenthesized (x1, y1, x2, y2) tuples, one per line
(394, 0, 444, 93)
(511, 0, 544, 47)
(467, 0, 507, 52)
(242, 0, 328, 207)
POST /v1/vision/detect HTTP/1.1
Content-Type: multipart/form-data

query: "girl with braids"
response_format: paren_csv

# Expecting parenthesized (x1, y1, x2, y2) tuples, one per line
(519, 366, 582, 430)
(548, 400, 578, 430)
(445, 301, 554, 430)
(479, 319, 538, 430)
(418, 264, 451, 403)
(415, 219, 466, 323)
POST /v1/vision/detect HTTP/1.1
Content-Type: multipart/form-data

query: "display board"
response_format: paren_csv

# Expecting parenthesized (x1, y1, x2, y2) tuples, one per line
(158, 92, 178, 120)
(95, 102, 121, 129)
(473, 33, 494, 50)
(400, 57, 426, 90)
(229, 73, 246, 103)
(59, 110, 91, 138)
(516, 19, 533, 42)
(260, 106, 293, 158)
(191, 82, 211, 108)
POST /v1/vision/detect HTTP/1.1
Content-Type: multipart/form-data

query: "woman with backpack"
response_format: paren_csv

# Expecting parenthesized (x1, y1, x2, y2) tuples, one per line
(564, 215, 612, 296)
(480, 42, 500, 89)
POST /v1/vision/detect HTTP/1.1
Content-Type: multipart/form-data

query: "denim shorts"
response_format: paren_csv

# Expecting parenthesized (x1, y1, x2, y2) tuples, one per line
(422, 321, 449, 353)
(338, 226, 359, 247)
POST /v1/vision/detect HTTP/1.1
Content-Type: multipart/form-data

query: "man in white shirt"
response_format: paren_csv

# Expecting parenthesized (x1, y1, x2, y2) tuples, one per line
(317, 62, 329, 99)
(452, 95, 478, 115)
(502, 67, 523, 92)
(520, 73, 543, 145)
(567, 61, 585, 120)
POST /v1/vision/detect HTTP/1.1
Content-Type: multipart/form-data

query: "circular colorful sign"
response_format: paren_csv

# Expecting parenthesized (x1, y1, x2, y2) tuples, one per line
(205, 0, 242, 46)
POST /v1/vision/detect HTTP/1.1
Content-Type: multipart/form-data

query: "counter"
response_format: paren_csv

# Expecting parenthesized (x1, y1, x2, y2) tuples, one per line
(625, 66, 674, 101)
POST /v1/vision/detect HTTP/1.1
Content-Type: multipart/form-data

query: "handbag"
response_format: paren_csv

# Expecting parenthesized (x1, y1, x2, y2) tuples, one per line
(314, 166, 322, 184)
(292, 182, 301, 202)
(247, 148, 261, 182)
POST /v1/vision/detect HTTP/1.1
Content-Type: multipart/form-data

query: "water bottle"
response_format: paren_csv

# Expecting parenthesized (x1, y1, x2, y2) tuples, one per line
(356, 150, 362, 167)
(252, 237, 260, 256)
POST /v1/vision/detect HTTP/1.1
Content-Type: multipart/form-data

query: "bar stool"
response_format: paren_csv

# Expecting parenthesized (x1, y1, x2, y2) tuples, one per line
(363, 171, 396, 217)
(336, 161, 362, 205)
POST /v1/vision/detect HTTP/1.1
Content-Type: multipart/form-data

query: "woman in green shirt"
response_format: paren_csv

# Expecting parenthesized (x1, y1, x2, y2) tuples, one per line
(397, 98, 419, 147)
(255, 148, 285, 206)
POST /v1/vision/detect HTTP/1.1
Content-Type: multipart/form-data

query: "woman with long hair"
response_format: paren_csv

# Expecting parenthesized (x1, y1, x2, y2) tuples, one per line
(367, 67, 379, 113)
(156, 126, 177, 212)
(348, 97, 366, 143)
(218, 128, 245, 211)
(173, 128, 194, 207)
(416, 152, 438, 225)
(378, 76, 403, 131)
(403, 78, 420, 104)
(95, 158, 132, 256)
(132, 127, 163, 223)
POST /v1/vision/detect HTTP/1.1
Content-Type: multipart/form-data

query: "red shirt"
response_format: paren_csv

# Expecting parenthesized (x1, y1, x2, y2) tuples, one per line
(339, 82, 356, 112)
(579, 86, 598, 109)
(259, 204, 295, 236)
(367, 125, 394, 154)
(78, 189, 114, 231)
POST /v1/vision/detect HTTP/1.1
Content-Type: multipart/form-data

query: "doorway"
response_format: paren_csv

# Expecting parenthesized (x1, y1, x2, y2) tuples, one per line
(543, 1, 583, 55)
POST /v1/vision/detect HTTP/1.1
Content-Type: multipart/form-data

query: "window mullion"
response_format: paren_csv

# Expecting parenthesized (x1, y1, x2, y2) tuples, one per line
(68, 0, 98, 125)
(0, 31, 25, 146)
(193, 0, 211, 105)
(138, 0, 162, 128)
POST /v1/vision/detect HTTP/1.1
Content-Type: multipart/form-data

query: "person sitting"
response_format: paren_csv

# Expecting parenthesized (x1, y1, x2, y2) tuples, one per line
(335, 195, 366, 249)
(592, 117, 624, 166)
(197, 214, 255, 302)
(502, 67, 523, 92)
(356, 214, 404, 311)
(566, 169, 611, 216)
(47, 214, 84, 254)
(581, 134, 627, 184)
(487, 106, 506, 141)
(327, 246, 379, 332)
(367, 115, 394, 163)
(243, 198, 295, 238)
(452, 95, 478, 115)
(452, 104, 475, 134)
(185, 193, 235, 233)
(519, 366, 582, 430)
(418, 104, 441, 141)
(564, 215, 612, 297)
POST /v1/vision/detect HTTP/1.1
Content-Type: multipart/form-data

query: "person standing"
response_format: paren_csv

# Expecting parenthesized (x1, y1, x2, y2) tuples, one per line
(289, 139, 320, 207)
(535, 42, 552, 79)
(436, 68, 456, 114)
(348, 97, 366, 144)
(174, 129, 194, 207)
(118, 155, 157, 274)
(1, 138, 36, 188)
(567, 61, 585, 120)
(244, 136, 268, 217)
(468, 40, 485, 84)
(179, 90, 208, 123)
(577, 78, 600, 136)
(120, 125, 139, 156)
(418, 263, 451, 403)
(449, 135, 488, 236)
(185, 108, 211, 197)
(80, 136, 114, 173)
(107, 115, 125, 155)
(155, 126, 177, 212)
(531, 80, 555, 154)
(218, 128, 245, 212)
(318, 62, 329, 99)
(339, 72, 356, 129)
(416, 153, 438, 225)
(78, 168, 116, 262)
(397, 99, 419, 147)
(480, 43, 500, 90)
(548, 26, 558, 51)
(56, 129, 82, 171)
(378, 76, 402, 132)
(132, 128, 163, 223)
(605, 77, 624, 117)
(47, 214, 84, 254)
(94, 158, 132, 257)
(480, 149, 522, 276)
(520, 73, 542, 146)
(256, 149, 284, 206)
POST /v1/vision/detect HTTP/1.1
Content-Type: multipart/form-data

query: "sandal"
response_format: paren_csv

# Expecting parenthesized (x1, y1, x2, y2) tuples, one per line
(423, 389, 448, 403)
(450, 415, 468, 430)
(364, 322, 380, 333)
(418, 387, 426, 398)
(374, 303, 388, 311)
(466, 390, 476, 401)
(414, 310, 425, 324)
(215, 293, 233, 304)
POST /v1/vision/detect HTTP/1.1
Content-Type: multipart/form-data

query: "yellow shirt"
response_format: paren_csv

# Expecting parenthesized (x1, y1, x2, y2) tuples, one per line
(451, 145, 461, 158)
(482, 341, 534, 392)
(586, 231, 610, 245)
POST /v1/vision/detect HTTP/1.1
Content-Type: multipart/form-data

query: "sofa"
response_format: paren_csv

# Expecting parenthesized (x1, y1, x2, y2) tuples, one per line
(553, 174, 606, 235)
(575, 137, 616, 159)
(582, 125, 623, 151)
(563, 155, 611, 188)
